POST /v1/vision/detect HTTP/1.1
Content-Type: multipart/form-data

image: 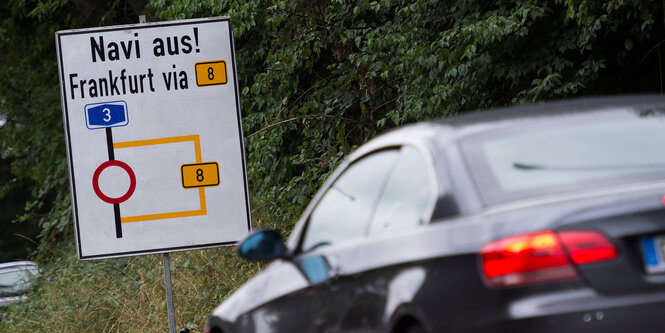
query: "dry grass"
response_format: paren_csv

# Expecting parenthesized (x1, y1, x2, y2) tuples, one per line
(2, 242, 260, 332)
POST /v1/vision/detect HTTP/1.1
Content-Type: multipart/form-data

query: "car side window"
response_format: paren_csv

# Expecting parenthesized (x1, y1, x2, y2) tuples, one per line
(368, 146, 433, 236)
(301, 149, 400, 252)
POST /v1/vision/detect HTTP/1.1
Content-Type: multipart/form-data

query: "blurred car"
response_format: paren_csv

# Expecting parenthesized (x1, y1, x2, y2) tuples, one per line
(206, 96, 665, 332)
(0, 261, 38, 307)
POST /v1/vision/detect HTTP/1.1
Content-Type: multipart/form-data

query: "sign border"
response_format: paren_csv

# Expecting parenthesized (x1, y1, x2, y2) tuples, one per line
(56, 17, 252, 260)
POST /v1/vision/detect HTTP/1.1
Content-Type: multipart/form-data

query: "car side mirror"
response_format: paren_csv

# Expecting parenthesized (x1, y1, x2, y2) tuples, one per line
(237, 229, 288, 261)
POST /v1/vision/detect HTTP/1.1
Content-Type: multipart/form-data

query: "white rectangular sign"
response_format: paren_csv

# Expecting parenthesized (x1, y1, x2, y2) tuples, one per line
(56, 17, 251, 260)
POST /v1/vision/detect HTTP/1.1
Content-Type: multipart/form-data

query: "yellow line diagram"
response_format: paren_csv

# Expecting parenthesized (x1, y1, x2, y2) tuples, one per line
(113, 135, 207, 223)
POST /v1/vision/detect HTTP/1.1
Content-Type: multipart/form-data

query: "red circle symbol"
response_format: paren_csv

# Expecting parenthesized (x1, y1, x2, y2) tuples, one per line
(92, 160, 136, 204)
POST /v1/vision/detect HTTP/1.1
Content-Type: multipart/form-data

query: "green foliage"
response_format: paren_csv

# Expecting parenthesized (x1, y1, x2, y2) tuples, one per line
(0, 156, 40, 261)
(1, 0, 663, 331)
(0, 1, 69, 246)
(0, 0, 148, 249)
(150, 0, 660, 232)
(1, 0, 659, 251)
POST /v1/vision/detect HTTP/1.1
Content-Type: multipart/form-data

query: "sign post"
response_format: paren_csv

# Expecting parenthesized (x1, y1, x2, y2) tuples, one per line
(55, 16, 251, 331)
(163, 253, 176, 333)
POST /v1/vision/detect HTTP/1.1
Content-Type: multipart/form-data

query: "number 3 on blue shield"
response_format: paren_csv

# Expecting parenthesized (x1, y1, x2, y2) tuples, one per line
(84, 100, 129, 130)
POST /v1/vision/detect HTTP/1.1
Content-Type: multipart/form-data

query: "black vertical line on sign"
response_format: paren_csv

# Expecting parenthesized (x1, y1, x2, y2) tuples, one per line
(113, 203, 122, 238)
(106, 127, 115, 160)
(106, 127, 122, 238)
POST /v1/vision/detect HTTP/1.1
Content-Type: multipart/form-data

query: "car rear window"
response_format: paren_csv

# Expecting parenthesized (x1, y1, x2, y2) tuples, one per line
(461, 109, 665, 205)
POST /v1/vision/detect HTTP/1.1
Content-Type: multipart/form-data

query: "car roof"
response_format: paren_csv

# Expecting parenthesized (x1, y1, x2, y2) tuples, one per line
(360, 95, 665, 153)
(341, 95, 665, 214)
(435, 94, 665, 127)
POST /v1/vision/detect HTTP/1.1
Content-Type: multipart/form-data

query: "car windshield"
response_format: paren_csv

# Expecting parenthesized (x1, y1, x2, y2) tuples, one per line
(461, 109, 665, 205)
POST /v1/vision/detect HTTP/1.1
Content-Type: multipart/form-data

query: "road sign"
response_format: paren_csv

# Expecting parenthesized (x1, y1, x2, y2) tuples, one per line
(56, 17, 251, 260)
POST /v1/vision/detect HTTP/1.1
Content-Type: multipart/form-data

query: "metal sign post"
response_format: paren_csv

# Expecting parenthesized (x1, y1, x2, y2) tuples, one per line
(163, 253, 176, 333)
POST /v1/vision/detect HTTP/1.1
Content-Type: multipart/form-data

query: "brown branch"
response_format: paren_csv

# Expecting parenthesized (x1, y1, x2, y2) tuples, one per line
(13, 233, 39, 246)
(639, 39, 665, 63)
(245, 114, 355, 140)
(372, 97, 398, 112)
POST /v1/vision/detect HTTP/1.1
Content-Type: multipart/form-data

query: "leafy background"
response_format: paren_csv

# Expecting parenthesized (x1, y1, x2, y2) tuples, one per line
(0, 0, 662, 331)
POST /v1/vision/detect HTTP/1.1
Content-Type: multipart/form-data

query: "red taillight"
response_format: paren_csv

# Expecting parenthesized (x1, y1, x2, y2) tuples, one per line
(558, 231, 618, 264)
(481, 230, 617, 288)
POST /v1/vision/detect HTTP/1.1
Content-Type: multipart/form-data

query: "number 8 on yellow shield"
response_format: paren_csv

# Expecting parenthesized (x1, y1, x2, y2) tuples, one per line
(195, 60, 228, 86)
(181, 162, 220, 188)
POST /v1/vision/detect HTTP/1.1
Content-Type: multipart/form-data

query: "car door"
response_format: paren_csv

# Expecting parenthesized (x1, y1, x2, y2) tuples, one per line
(332, 145, 438, 332)
(246, 149, 402, 332)
(297, 145, 438, 332)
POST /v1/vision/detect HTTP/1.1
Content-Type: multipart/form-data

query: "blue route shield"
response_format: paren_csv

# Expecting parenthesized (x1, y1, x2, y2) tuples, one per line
(85, 101, 129, 129)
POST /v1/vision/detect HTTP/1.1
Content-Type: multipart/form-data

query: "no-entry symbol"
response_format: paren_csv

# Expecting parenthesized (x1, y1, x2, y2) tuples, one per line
(92, 160, 137, 204)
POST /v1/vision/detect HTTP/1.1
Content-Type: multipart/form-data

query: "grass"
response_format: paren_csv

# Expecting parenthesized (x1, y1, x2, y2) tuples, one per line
(1, 190, 296, 332)
(1, 240, 262, 332)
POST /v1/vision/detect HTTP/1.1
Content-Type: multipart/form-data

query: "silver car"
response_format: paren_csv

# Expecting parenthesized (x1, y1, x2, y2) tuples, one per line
(0, 261, 38, 307)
